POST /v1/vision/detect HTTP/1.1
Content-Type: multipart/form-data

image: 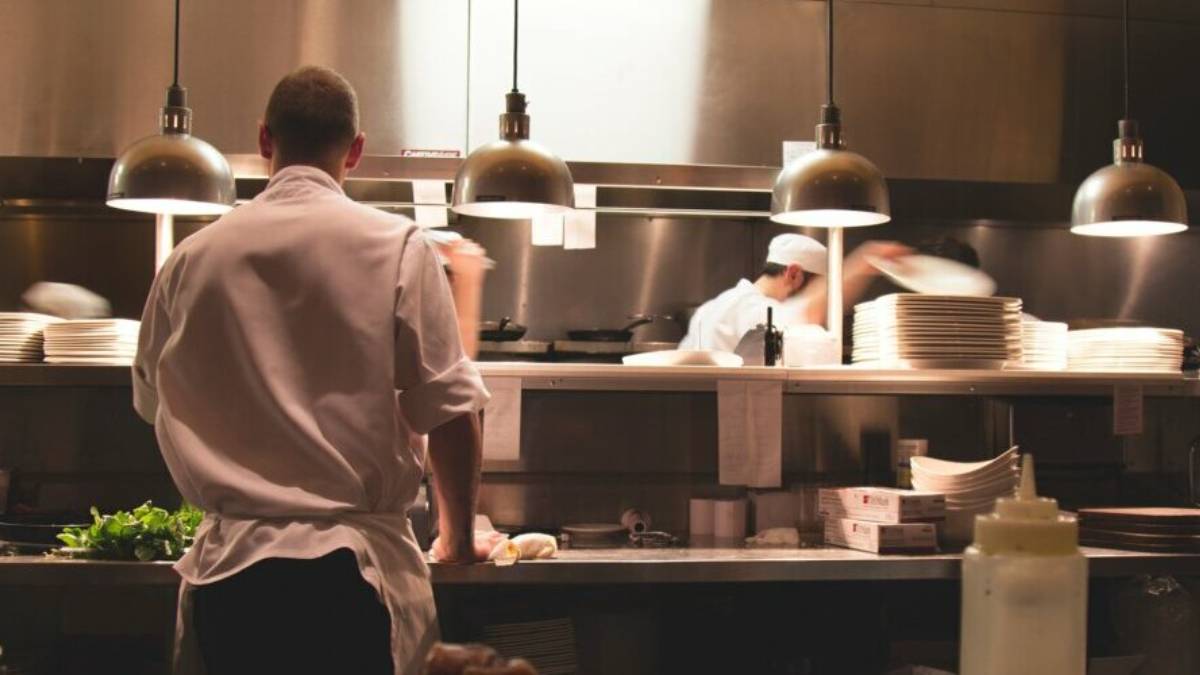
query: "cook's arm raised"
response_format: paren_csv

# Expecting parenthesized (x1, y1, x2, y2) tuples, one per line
(796, 241, 912, 326)
(395, 230, 492, 562)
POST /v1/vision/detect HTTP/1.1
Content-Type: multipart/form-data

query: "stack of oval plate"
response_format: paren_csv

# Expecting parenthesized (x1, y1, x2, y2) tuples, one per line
(1017, 320, 1069, 370)
(852, 294, 1023, 369)
(43, 319, 141, 365)
(911, 446, 1021, 545)
(1067, 327, 1183, 373)
(0, 312, 60, 363)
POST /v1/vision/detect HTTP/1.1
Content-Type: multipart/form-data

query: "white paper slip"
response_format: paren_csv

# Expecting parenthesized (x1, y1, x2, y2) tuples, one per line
(718, 380, 782, 488)
(482, 377, 522, 461)
(573, 184, 598, 209)
(563, 210, 596, 250)
(782, 140, 817, 167)
(412, 179, 448, 205)
(531, 214, 565, 246)
(1113, 384, 1143, 436)
(414, 205, 449, 228)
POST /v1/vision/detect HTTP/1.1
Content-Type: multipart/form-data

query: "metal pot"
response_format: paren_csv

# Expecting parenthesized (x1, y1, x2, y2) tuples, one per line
(480, 317, 527, 342)
(567, 314, 659, 342)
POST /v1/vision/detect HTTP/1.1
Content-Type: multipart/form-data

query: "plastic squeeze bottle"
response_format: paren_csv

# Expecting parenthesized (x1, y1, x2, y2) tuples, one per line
(959, 455, 1087, 675)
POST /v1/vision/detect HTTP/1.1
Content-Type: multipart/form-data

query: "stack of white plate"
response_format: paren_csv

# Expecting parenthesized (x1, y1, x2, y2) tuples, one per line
(852, 294, 1023, 369)
(1067, 327, 1184, 373)
(43, 319, 141, 365)
(1018, 320, 1068, 370)
(911, 446, 1021, 545)
(0, 313, 61, 362)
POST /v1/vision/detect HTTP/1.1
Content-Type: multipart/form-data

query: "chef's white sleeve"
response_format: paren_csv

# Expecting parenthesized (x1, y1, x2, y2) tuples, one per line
(132, 272, 170, 424)
(394, 231, 491, 435)
(734, 294, 780, 339)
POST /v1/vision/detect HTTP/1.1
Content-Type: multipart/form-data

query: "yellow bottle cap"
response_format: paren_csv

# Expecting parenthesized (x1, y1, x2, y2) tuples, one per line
(973, 455, 1079, 555)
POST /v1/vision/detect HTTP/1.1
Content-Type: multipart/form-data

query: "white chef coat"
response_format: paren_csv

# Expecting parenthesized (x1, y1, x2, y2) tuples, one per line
(679, 279, 813, 353)
(132, 165, 490, 675)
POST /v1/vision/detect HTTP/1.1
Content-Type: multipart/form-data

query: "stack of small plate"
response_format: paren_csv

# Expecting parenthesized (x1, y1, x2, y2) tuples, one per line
(0, 313, 61, 362)
(1067, 327, 1184, 373)
(852, 294, 1023, 369)
(1079, 507, 1200, 553)
(43, 319, 141, 365)
(1018, 320, 1068, 370)
(911, 447, 1021, 546)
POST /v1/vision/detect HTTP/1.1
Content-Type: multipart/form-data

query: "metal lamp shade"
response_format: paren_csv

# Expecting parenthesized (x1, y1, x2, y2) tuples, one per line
(452, 138, 574, 219)
(770, 148, 891, 227)
(107, 132, 236, 216)
(1071, 161, 1187, 237)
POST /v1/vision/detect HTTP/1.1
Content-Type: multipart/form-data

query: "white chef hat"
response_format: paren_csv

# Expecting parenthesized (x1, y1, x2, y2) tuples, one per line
(766, 233, 827, 275)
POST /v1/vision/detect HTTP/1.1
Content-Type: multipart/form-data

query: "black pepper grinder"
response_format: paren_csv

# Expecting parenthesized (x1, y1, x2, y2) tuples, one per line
(764, 307, 784, 366)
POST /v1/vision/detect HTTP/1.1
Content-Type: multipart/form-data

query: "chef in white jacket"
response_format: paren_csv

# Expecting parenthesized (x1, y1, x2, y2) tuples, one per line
(133, 66, 493, 675)
(680, 234, 909, 352)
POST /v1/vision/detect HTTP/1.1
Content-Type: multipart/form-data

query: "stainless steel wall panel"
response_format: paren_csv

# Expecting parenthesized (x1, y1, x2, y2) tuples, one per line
(0, 0, 469, 157)
(466, 0, 724, 165)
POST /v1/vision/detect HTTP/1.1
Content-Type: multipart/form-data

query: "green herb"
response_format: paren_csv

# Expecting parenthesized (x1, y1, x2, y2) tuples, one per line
(57, 502, 204, 561)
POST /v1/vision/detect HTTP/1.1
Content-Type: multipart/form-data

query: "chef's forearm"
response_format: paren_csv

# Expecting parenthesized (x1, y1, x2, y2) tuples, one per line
(451, 279, 483, 360)
(428, 412, 483, 559)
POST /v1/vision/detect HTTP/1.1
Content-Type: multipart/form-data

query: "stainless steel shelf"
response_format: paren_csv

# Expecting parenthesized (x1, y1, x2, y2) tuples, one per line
(0, 364, 1196, 397)
(3, 547, 1197, 587)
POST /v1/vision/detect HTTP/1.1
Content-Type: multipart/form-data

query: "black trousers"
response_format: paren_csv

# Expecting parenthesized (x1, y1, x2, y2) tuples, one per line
(192, 548, 394, 675)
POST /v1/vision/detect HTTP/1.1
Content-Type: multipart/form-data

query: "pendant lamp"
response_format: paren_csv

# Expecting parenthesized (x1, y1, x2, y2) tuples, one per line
(107, 0, 235, 218)
(770, 0, 890, 228)
(452, 0, 574, 219)
(1071, 0, 1186, 237)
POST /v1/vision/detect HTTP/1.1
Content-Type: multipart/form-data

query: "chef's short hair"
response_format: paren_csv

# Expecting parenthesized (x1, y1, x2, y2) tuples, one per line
(761, 263, 788, 278)
(264, 66, 359, 162)
(761, 262, 821, 278)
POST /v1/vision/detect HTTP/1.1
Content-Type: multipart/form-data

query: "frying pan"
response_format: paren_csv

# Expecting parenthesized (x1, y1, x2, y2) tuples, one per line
(480, 317, 527, 342)
(567, 315, 656, 342)
(0, 512, 89, 547)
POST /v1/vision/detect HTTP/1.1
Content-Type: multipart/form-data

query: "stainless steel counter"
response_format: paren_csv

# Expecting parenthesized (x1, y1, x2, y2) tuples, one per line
(3, 547, 1197, 587)
(0, 364, 1194, 397)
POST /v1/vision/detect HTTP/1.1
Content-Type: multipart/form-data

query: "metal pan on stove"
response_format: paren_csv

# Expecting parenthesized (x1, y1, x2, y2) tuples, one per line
(480, 317, 527, 342)
(567, 314, 657, 343)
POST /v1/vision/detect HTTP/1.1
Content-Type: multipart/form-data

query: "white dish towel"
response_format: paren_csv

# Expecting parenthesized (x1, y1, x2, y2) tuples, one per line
(718, 380, 782, 488)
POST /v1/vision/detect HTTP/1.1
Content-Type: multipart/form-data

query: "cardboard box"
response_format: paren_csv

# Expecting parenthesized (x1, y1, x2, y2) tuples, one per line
(819, 487, 945, 524)
(824, 517, 939, 553)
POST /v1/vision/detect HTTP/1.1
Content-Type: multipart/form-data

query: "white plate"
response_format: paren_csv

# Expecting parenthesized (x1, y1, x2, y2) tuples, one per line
(875, 292, 1014, 306)
(621, 350, 744, 367)
(44, 357, 134, 365)
(911, 447, 1020, 477)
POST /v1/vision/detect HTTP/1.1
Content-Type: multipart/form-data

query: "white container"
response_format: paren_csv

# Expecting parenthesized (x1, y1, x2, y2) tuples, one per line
(960, 455, 1087, 675)
(688, 498, 715, 536)
(713, 498, 747, 540)
(783, 325, 839, 367)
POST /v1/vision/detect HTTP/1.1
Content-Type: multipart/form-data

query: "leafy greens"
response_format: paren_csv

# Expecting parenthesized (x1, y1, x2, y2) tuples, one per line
(57, 502, 204, 561)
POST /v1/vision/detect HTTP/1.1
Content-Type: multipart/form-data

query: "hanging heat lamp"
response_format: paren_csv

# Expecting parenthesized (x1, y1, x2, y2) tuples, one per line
(452, 0, 574, 219)
(770, 0, 889, 229)
(770, 0, 890, 353)
(1071, 0, 1186, 237)
(107, 0, 235, 270)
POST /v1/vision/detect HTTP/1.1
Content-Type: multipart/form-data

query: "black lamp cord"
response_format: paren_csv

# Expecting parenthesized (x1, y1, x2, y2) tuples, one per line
(511, 0, 519, 93)
(826, 0, 834, 107)
(173, 0, 181, 88)
(1122, 0, 1130, 120)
